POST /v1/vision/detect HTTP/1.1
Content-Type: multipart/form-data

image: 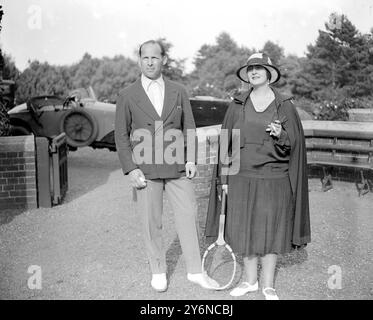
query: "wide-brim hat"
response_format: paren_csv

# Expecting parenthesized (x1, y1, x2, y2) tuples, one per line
(236, 52, 281, 84)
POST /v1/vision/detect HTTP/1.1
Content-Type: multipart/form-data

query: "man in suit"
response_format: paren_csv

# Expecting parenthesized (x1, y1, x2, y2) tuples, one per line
(115, 40, 215, 292)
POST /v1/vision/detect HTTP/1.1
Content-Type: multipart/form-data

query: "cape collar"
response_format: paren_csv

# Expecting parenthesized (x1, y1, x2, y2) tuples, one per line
(232, 87, 293, 107)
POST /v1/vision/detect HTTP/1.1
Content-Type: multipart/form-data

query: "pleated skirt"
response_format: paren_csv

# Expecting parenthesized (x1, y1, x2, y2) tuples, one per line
(225, 174, 295, 256)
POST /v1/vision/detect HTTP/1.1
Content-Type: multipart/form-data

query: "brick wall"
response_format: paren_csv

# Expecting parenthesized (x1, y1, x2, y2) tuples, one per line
(0, 136, 37, 210)
(193, 126, 220, 235)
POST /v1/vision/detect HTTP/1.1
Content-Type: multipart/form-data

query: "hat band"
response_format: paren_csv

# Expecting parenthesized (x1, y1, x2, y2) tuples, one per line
(246, 58, 272, 66)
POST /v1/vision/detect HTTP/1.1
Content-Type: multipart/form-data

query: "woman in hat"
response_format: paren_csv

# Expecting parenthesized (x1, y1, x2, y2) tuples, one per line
(205, 52, 311, 300)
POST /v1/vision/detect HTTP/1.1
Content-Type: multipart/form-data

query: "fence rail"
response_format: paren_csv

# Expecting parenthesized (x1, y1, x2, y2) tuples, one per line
(303, 121, 373, 194)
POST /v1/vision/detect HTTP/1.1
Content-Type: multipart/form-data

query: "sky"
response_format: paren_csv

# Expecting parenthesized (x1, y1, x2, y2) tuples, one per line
(1, 0, 373, 73)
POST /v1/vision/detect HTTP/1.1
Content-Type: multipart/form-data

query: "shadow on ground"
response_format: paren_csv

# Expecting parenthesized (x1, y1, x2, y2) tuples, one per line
(0, 208, 26, 226)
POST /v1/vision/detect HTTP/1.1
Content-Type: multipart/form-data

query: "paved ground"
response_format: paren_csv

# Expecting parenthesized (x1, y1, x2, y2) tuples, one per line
(0, 147, 372, 300)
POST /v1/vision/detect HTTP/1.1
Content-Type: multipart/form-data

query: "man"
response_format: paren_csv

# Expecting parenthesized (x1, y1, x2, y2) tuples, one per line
(115, 40, 215, 292)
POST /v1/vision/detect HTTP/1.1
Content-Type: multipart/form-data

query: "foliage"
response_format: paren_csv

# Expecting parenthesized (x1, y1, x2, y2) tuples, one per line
(0, 98, 10, 136)
(296, 97, 320, 119)
(189, 36, 297, 98)
(189, 32, 253, 98)
(14, 54, 140, 104)
(277, 55, 305, 95)
(313, 99, 350, 121)
(16, 61, 73, 104)
(292, 13, 373, 99)
(0, 4, 10, 136)
(155, 38, 187, 85)
(2, 53, 20, 82)
(71, 53, 101, 90)
(92, 58, 138, 102)
(2, 12, 373, 120)
(14, 37, 187, 104)
(297, 95, 372, 122)
(262, 41, 284, 66)
(75, 54, 139, 103)
(346, 96, 373, 109)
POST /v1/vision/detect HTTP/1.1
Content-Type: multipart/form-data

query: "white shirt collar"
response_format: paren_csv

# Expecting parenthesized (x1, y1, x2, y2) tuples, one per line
(141, 74, 165, 92)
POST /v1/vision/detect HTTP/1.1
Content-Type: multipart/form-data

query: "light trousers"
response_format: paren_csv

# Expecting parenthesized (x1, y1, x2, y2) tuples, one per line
(134, 177, 202, 274)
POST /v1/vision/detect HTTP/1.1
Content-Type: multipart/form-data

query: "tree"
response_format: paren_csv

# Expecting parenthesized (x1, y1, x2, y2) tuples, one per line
(190, 32, 253, 98)
(261, 41, 288, 89)
(0, 5, 11, 136)
(277, 54, 305, 96)
(292, 13, 373, 99)
(262, 41, 284, 66)
(71, 53, 101, 89)
(156, 38, 187, 84)
(133, 38, 187, 86)
(90, 55, 138, 102)
(2, 53, 19, 81)
(16, 61, 73, 104)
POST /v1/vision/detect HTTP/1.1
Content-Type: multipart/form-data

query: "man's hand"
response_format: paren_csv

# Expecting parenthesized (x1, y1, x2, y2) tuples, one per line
(185, 162, 197, 179)
(129, 169, 147, 189)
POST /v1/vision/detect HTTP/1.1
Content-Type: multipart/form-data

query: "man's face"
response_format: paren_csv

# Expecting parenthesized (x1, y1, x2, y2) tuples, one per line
(139, 43, 167, 80)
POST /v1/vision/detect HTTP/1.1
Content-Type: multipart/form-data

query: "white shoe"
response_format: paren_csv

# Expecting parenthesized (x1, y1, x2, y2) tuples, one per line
(187, 273, 219, 290)
(229, 281, 258, 297)
(151, 273, 167, 292)
(262, 287, 279, 300)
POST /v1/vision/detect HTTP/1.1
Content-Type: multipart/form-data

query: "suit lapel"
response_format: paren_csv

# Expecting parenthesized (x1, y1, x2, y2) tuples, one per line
(132, 79, 161, 120)
(161, 79, 178, 121)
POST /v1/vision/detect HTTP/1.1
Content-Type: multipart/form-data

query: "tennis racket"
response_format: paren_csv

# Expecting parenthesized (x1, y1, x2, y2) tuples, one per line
(202, 190, 237, 290)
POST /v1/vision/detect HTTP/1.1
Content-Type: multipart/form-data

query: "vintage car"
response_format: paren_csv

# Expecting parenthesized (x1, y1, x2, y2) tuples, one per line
(7, 88, 230, 151)
(8, 88, 116, 150)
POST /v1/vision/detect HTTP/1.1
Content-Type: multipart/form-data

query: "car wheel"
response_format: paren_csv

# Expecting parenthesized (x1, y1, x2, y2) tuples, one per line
(59, 108, 99, 148)
(9, 125, 31, 136)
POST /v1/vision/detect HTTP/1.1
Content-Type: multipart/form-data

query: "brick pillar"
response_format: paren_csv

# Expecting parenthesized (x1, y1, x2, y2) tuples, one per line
(193, 126, 220, 241)
(0, 136, 37, 209)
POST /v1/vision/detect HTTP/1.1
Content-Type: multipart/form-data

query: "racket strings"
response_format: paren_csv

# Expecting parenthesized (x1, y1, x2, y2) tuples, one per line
(203, 245, 236, 289)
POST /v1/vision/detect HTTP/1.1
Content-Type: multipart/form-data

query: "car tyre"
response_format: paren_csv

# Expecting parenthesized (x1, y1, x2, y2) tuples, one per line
(59, 108, 99, 148)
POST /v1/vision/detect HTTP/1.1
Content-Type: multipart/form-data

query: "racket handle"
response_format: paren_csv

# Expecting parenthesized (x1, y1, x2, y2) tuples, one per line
(220, 189, 227, 215)
(217, 215, 225, 245)
(216, 190, 227, 245)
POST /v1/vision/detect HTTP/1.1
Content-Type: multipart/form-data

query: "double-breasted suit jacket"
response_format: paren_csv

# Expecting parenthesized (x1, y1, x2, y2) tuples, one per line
(115, 78, 197, 180)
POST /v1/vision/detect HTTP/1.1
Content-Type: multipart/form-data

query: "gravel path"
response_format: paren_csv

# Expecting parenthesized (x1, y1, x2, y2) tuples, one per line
(0, 147, 372, 300)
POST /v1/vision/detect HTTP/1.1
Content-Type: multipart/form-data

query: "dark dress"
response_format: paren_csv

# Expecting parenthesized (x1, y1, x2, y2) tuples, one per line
(205, 88, 311, 253)
(225, 97, 294, 256)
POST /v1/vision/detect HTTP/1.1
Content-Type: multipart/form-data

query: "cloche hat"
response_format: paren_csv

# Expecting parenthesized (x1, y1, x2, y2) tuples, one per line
(236, 52, 281, 84)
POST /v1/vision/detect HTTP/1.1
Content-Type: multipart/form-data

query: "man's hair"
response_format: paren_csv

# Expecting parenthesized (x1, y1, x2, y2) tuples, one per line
(138, 40, 166, 57)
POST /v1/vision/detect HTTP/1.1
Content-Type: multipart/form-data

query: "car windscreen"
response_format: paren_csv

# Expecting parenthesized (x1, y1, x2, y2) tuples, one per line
(29, 96, 64, 109)
(190, 98, 230, 127)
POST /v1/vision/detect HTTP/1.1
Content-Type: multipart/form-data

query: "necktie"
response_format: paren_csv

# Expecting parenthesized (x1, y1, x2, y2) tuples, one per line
(148, 81, 163, 117)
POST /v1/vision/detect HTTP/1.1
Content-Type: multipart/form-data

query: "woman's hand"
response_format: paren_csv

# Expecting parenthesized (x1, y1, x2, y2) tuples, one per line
(266, 120, 282, 138)
(222, 184, 228, 194)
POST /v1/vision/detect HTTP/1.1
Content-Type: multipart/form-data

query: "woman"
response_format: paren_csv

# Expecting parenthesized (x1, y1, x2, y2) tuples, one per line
(205, 52, 311, 300)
